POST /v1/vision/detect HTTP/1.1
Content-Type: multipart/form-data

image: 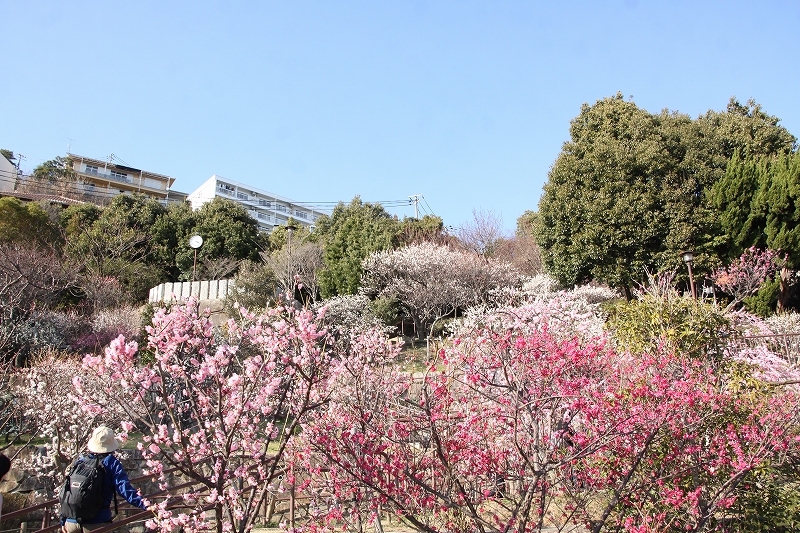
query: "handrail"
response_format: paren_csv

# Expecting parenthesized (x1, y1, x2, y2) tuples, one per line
(4, 457, 295, 532)
(27, 495, 211, 533)
(742, 332, 800, 339)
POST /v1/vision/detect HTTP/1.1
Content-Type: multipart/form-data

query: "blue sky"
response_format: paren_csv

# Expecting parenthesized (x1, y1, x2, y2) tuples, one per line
(2, 1, 799, 233)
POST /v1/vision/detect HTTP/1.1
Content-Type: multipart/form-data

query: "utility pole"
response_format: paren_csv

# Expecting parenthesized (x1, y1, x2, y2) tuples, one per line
(409, 194, 422, 219)
(13, 154, 24, 191)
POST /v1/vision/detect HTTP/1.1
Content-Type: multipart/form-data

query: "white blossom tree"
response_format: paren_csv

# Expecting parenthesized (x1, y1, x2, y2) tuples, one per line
(9, 353, 128, 494)
(262, 241, 325, 304)
(360, 242, 521, 339)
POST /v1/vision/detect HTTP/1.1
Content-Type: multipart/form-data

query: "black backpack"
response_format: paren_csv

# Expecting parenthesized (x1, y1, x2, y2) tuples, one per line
(59, 455, 108, 523)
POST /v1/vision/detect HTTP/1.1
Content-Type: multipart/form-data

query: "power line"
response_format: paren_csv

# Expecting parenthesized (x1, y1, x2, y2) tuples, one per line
(109, 153, 129, 166)
(422, 196, 437, 217)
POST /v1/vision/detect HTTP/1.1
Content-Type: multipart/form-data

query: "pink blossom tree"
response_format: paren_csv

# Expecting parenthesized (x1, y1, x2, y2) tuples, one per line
(293, 320, 620, 533)
(712, 247, 784, 311)
(569, 348, 800, 533)
(73, 298, 390, 533)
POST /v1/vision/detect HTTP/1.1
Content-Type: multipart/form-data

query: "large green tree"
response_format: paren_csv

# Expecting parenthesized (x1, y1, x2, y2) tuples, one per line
(97, 194, 195, 281)
(536, 94, 796, 297)
(59, 196, 264, 297)
(61, 197, 163, 303)
(27, 156, 78, 197)
(0, 197, 61, 246)
(537, 95, 670, 297)
(174, 197, 264, 280)
(395, 214, 453, 247)
(314, 197, 399, 297)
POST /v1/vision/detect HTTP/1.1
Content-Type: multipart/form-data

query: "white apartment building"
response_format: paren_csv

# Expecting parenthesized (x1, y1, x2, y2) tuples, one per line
(187, 175, 328, 233)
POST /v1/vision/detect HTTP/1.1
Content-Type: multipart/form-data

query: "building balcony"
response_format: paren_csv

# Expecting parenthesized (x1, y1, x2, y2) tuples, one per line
(80, 168, 133, 184)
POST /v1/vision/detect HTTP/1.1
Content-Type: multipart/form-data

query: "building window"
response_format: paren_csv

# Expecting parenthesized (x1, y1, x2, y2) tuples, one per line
(275, 205, 287, 212)
(217, 183, 235, 195)
(85, 164, 99, 175)
(237, 192, 249, 200)
(258, 199, 271, 207)
(295, 211, 308, 219)
(257, 212, 270, 220)
(110, 170, 130, 182)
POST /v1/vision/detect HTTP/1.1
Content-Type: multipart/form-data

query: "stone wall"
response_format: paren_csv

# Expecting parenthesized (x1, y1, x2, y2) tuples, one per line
(147, 279, 235, 326)
(148, 279, 234, 303)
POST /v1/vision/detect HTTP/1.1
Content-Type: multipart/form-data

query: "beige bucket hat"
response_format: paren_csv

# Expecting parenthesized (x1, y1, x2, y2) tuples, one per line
(87, 426, 120, 454)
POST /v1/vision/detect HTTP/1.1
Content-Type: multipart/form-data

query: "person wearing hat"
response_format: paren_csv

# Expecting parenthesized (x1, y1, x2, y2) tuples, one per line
(61, 426, 148, 533)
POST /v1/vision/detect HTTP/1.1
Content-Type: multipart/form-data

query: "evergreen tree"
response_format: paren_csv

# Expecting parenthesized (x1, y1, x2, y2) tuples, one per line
(174, 197, 264, 280)
(712, 150, 768, 258)
(314, 197, 399, 297)
(536, 94, 796, 297)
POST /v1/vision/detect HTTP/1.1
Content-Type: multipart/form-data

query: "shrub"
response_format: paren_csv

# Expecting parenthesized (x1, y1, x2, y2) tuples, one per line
(368, 296, 400, 332)
(605, 274, 733, 359)
(226, 259, 276, 313)
(1, 311, 89, 365)
(71, 306, 141, 354)
(743, 278, 780, 317)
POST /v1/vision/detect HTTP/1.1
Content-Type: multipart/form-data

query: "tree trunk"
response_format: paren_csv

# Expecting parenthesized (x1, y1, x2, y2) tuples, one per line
(623, 285, 632, 301)
(777, 267, 791, 313)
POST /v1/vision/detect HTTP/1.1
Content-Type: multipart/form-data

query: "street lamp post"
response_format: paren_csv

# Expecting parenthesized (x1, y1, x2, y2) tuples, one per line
(286, 222, 297, 301)
(682, 250, 696, 299)
(189, 235, 203, 283)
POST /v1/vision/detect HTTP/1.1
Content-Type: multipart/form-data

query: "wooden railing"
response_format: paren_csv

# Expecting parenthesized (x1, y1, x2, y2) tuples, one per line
(740, 332, 800, 366)
(1, 464, 216, 533)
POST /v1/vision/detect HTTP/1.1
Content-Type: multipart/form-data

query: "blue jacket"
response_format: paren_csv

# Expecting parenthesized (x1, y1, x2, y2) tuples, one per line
(63, 453, 147, 524)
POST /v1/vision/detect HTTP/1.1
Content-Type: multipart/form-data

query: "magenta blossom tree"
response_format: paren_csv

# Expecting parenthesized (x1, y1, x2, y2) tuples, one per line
(570, 348, 799, 533)
(292, 303, 800, 533)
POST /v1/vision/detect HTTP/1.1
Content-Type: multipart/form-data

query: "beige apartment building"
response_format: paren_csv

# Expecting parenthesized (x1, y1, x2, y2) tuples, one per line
(68, 153, 188, 205)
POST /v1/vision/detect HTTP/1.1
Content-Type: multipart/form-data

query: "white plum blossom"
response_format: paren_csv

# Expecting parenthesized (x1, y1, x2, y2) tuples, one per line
(361, 242, 522, 338)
